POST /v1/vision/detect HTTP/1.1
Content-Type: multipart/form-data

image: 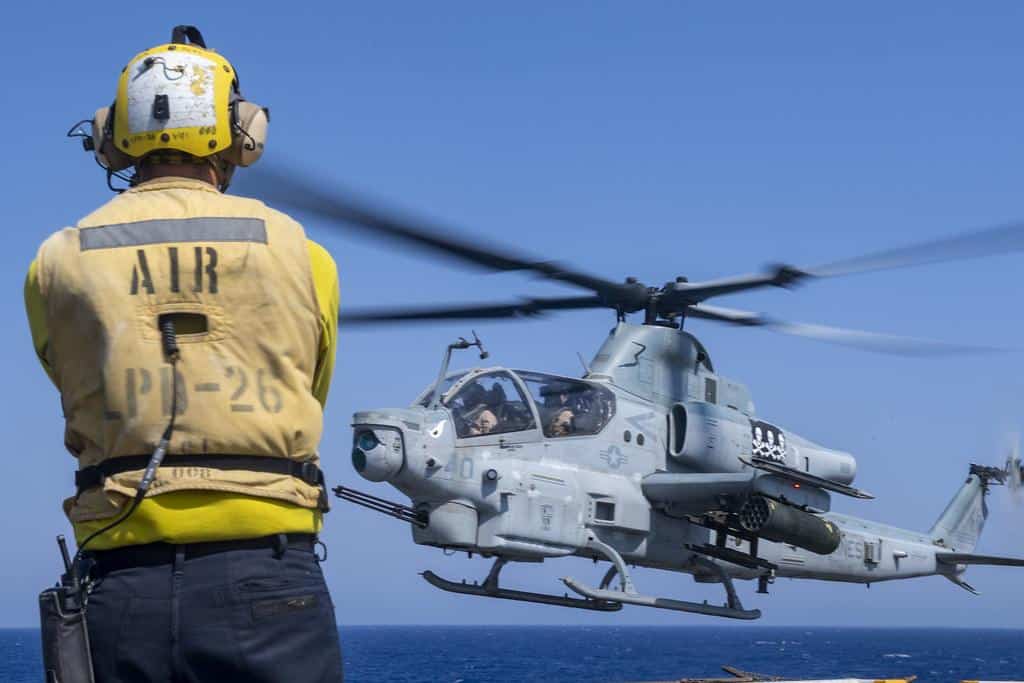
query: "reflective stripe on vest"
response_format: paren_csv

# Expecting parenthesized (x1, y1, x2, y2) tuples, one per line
(79, 217, 268, 250)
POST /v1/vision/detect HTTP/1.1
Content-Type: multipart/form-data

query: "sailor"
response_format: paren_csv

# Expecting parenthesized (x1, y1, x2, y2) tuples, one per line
(24, 27, 344, 681)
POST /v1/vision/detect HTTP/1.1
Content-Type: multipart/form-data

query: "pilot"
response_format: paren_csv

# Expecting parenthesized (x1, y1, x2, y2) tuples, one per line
(466, 404, 500, 435)
(541, 381, 577, 437)
(24, 27, 344, 681)
(457, 381, 504, 436)
(548, 407, 575, 436)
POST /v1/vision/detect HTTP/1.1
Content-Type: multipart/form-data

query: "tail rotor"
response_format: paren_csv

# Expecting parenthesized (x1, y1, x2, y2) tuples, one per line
(1006, 433, 1022, 501)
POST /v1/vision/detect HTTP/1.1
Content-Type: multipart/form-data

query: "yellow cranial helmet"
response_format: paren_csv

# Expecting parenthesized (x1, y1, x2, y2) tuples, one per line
(80, 26, 269, 189)
(114, 35, 236, 159)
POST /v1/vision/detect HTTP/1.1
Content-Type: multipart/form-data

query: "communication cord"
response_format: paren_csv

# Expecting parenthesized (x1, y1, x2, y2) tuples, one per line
(70, 319, 181, 573)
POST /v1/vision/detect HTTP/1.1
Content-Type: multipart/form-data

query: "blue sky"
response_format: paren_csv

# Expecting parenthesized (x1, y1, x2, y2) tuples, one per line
(2, 3, 1024, 627)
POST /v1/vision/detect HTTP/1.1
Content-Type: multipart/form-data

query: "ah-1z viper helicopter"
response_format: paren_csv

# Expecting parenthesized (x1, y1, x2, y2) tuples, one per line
(250, 171, 1024, 620)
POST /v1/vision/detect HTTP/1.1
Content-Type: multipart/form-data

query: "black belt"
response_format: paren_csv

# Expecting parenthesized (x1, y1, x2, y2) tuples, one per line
(89, 533, 319, 574)
(75, 454, 328, 510)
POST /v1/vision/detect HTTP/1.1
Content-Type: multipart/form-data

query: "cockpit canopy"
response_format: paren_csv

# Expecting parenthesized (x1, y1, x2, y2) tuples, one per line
(517, 371, 616, 438)
(418, 369, 616, 440)
(417, 371, 468, 409)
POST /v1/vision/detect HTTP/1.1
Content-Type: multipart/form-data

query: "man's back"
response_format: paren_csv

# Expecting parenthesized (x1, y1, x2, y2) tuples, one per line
(33, 177, 334, 546)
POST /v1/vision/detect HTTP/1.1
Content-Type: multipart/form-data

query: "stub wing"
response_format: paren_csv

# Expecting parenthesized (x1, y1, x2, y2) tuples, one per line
(740, 457, 875, 499)
(936, 552, 1024, 567)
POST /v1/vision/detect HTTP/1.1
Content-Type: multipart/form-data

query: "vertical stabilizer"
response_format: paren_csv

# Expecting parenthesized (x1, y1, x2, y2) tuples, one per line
(929, 471, 989, 553)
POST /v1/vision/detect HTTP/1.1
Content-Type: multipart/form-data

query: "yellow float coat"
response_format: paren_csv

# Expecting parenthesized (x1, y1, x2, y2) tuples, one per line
(24, 177, 339, 549)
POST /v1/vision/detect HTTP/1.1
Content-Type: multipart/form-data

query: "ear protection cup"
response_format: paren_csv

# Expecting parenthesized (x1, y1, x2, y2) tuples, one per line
(92, 106, 134, 172)
(223, 100, 269, 167)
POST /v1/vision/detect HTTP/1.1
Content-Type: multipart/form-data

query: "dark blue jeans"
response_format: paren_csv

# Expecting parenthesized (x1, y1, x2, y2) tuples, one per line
(85, 536, 343, 682)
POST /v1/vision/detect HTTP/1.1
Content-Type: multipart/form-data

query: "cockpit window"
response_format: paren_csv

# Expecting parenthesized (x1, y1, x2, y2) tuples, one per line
(517, 371, 616, 438)
(447, 372, 536, 438)
(417, 372, 468, 408)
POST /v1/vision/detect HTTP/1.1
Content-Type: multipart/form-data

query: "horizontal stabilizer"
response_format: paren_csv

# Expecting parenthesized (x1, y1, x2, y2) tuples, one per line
(936, 552, 1024, 567)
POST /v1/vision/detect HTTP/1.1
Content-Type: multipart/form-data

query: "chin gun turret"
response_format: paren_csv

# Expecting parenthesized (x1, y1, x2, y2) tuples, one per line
(738, 496, 841, 555)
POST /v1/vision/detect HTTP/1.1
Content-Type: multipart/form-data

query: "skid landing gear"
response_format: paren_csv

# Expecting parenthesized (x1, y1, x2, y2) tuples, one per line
(561, 534, 762, 620)
(421, 557, 622, 612)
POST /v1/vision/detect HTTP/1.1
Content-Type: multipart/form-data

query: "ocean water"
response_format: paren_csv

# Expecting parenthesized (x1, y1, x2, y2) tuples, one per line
(2, 626, 1022, 682)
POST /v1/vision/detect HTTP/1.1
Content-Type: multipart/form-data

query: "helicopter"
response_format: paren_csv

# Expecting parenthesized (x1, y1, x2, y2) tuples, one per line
(244, 170, 1024, 620)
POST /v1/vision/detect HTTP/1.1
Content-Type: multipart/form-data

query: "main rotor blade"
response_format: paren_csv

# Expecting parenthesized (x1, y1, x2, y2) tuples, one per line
(667, 221, 1024, 306)
(686, 304, 1007, 356)
(339, 295, 605, 326)
(808, 221, 1024, 278)
(241, 168, 631, 301)
(663, 265, 808, 306)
